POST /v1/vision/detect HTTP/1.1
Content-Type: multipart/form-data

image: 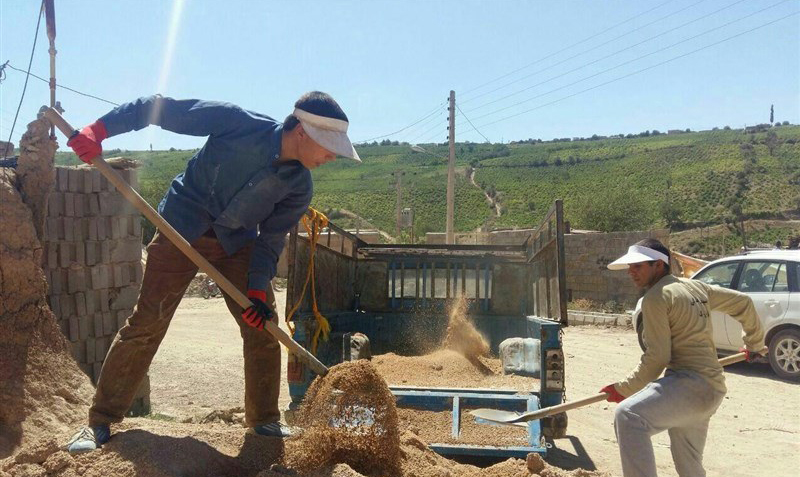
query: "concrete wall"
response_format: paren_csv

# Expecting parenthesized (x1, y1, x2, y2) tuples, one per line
(43, 165, 149, 415)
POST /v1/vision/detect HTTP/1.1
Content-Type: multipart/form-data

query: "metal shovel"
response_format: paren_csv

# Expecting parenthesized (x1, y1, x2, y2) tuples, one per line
(470, 347, 765, 424)
(44, 108, 329, 376)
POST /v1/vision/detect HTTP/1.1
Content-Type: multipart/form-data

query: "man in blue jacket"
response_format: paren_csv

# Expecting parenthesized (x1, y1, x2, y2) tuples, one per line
(65, 92, 360, 453)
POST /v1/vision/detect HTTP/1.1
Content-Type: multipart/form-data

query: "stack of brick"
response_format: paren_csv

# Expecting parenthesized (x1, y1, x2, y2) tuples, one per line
(43, 165, 150, 415)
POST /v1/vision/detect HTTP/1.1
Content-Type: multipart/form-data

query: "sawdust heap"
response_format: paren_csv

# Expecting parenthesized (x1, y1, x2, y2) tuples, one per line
(0, 118, 94, 460)
(373, 350, 537, 390)
(287, 360, 401, 475)
(442, 294, 490, 359)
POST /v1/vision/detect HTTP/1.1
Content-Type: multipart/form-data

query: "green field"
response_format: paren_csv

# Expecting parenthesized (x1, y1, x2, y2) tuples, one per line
(55, 124, 800, 249)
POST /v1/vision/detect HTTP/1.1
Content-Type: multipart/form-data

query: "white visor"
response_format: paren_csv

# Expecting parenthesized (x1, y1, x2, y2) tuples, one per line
(293, 108, 361, 162)
(607, 245, 670, 270)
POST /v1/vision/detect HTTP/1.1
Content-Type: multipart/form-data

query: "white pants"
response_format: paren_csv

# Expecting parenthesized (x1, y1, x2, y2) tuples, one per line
(614, 370, 725, 477)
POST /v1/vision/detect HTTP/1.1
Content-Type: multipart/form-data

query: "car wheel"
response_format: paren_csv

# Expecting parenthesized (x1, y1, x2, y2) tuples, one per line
(768, 328, 800, 381)
(636, 315, 646, 352)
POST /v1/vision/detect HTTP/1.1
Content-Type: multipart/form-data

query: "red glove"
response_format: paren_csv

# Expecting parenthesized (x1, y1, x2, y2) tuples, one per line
(67, 121, 108, 164)
(739, 347, 763, 363)
(242, 289, 274, 330)
(600, 384, 625, 403)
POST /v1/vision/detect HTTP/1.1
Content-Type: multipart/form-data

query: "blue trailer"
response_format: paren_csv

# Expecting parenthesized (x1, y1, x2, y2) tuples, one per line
(285, 201, 569, 459)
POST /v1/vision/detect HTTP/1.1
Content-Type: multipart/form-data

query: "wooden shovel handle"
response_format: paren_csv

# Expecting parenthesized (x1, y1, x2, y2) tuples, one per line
(44, 108, 328, 376)
(512, 347, 768, 423)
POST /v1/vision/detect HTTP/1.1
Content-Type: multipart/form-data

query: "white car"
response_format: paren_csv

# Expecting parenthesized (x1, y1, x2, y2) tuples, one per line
(633, 250, 800, 380)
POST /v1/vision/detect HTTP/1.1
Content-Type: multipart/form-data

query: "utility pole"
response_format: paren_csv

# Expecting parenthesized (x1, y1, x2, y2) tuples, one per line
(446, 90, 456, 244)
(393, 171, 404, 241)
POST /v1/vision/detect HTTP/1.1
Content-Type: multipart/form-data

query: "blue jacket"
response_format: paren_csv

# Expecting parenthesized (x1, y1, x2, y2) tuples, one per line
(100, 95, 312, 291)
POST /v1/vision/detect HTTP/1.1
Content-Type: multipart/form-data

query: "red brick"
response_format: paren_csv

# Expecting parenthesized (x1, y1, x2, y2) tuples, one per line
(85, 241, 97, 266)
(84, 289, 96, 315)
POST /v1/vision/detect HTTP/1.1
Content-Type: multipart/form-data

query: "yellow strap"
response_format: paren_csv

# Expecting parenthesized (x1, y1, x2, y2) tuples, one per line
(285, 208, 331, 355)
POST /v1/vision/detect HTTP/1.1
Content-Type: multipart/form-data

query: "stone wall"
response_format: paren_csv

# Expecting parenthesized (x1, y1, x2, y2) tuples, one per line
(564, 229, 669, 307)
(43, 165, 149, 415)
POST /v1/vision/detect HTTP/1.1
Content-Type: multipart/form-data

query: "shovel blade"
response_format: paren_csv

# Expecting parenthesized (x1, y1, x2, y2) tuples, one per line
(469, 408, 526, 424)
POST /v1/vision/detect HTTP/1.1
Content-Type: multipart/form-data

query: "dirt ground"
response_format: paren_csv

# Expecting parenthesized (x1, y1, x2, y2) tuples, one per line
(147, 291, 800, 476)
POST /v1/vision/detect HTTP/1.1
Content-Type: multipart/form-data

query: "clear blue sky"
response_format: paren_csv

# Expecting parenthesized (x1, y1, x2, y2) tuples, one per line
(1, 0, 798, 152)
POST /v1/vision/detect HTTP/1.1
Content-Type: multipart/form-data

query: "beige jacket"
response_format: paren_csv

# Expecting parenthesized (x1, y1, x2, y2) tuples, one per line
(616, 275, 765, 396)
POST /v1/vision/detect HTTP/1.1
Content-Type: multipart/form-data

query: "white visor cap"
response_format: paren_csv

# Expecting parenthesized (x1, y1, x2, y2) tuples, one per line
(293, 108, 361, 162)
(607, 245, 670, 270)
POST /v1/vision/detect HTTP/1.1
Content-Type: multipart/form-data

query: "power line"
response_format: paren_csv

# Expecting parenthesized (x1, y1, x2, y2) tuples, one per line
(399, 108, 445, 143)
(416, 126, 448, 145)
(461, 10, 799, 134)
(355, 101, 445, 144)
(409, 115, 448, 144)
(459, 0, 677, 99)
(456, 104, 490, 143)
(4, 62, 120, 106)
(462, 0, 710, 107)
(4, 2, 44, 157)
(464, 0, 794, 126)
(462, 0, 750, 116)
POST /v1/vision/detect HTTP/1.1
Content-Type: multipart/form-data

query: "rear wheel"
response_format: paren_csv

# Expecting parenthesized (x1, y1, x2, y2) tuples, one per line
(769, 328, 800, 381)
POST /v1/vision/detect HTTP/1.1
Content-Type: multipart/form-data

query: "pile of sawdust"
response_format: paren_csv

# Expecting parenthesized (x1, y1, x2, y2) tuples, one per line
(373, 349, 538, 390)
(442, 295, 490, 359)
(287, 360, 401, 475)
(0, 118, 94, 459)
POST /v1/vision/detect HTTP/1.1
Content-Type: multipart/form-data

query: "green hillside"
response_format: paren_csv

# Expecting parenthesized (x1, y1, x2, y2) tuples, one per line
(56, 125, 800, 245)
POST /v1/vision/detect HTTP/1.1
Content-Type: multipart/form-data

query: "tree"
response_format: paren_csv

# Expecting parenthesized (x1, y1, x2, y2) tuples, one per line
(765, 131, 779, 156)
(573, 190, 653, 232)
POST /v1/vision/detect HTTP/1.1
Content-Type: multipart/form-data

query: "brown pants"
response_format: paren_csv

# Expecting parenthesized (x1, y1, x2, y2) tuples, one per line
(89, 232, 280, 427)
